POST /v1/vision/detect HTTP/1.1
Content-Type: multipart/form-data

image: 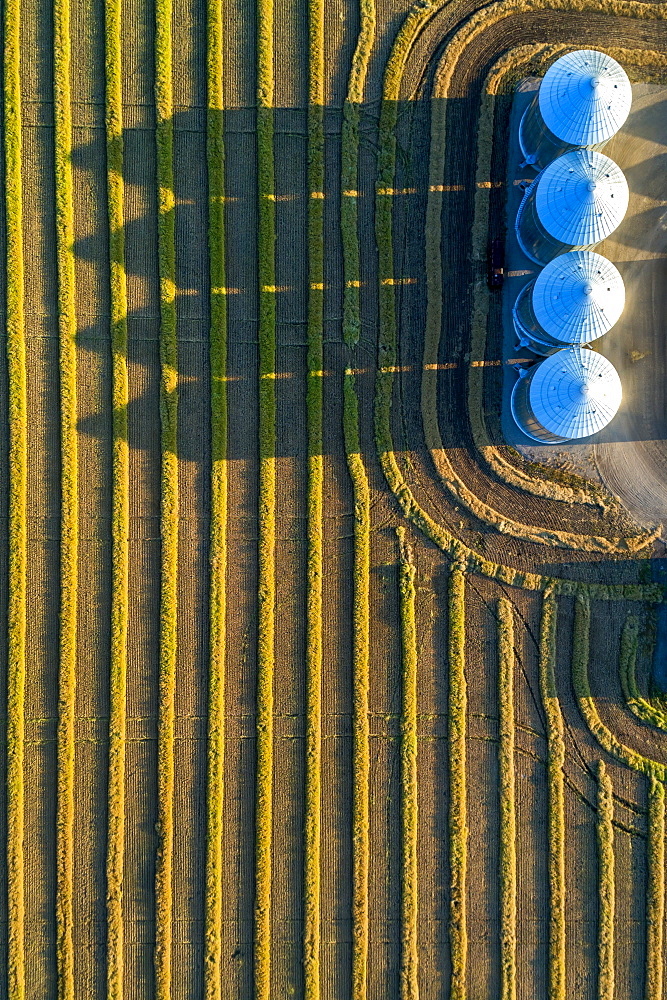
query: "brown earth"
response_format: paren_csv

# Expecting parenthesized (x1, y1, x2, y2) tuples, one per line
(10, 0, 667, 999)
(20, 0, 60, 993)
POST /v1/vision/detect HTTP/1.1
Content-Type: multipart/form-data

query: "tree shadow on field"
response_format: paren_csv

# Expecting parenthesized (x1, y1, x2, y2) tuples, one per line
(70, 106, 359, 472)
(71, 108, 215, 469)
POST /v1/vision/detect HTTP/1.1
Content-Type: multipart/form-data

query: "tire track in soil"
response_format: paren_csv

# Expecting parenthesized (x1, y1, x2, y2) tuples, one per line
(320, 514, 355, 1000)
(319, 62, 356, 999)
(367, 529, 402, 1000)
(220, 0, 258, 990)
(272, 107, 308, 996)
(463, 575, 502, 1000)
(20, 0, 59, 991)
(171, 0, 209, 991)
(553, 600, 597, 1000)
(121, 0, 160, 989)
(70, 0, 112, 992)
(273, 0, 307, 108)
(320, 115, 355, 990)
(503, 588, 548, 1000)
(412, 548, 450, 1000)
(3, 0, 22, 991)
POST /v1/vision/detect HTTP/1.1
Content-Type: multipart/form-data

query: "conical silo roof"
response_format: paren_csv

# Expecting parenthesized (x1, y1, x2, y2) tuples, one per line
(531, 250, 625, 344)
(535, 149, 628, 247)
(529, 347, 622, 439)
(539, 49, 632, 146)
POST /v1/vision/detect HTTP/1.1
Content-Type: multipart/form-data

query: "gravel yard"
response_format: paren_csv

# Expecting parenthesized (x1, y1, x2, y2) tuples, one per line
(503, 81, 667, 530)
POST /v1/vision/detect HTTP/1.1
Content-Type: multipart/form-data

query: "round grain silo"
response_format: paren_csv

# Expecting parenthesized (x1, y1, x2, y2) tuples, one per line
(515, 149, 628, 265)
(510, 346, 622, 444)
(513, 250, 625, 355)
(519, 49, 632, 170)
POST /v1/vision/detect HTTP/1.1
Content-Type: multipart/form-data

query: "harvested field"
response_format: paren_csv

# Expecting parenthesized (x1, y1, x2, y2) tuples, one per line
(5, 0, 667, 997)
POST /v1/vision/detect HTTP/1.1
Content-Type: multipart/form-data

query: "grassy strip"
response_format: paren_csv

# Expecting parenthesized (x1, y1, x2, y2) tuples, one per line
(343, 373, 371, 1000)
(304, 0, 324, 992)
(341, 0, 375, 346)
(596, 761, 614, 1000)
(53, 0, 78, 992)
(645, 778, 665, 1000)
(572, 595, 665, 781)
(497, 599, 516, 1000)
(104, 0, 130, 990)
(448, 564, 467, 1000)
(397, 528, 418, 1000)
(375, 0, 436, 356)
(154, 0, 178, 993)
(203, 0, 227, 993)
(619, 615, 667, 732)
(539, 594, 565, 1000)
(4, 0, 26, 992)
(255, 0, 276, 990)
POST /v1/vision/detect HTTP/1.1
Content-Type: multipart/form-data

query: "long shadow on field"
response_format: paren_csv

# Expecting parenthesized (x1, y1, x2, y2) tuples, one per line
(66, 101, 663, 578)
(69, 107, 384, 464)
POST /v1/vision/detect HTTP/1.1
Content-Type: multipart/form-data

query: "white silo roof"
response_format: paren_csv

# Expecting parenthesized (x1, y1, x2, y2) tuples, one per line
(529, 347, 622, 439)
(535, 149, 628, 246)
(539, 49, 632, 146)
(532, 250, 625, 344)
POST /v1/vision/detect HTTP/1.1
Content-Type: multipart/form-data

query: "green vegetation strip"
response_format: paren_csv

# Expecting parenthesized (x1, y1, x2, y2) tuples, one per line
(397, 528, 419, 1000)
(343, 373, 370, 1000)
(54, 0, 78, 991)
(4, 0, 26, 992)
(645, 778, 665, 1000)
(341, 0, 375, 346)
(104, 0, 130, 993)
(304, 0, 324, 992)
(596, 761, 614, 1000)
(539, 594, 565, 1000)
(497, 599, 516, 1000)
(204, 0, 227, 994)
(372, 2, 663, 597)
(572, 596, 665, 781)
(154, 0, 178, 993)
(448, 564, 467, 1000)
(255, 0, 276, 991)
(619, 615, 667, 732)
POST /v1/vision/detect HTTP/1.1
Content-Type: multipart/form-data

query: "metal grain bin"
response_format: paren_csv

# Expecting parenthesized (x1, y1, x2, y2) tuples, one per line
(510, 346, 622, 444)
(513, 250, 625, 355)
(519, 49, 632, 170)
(515, 149, 628, 265)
